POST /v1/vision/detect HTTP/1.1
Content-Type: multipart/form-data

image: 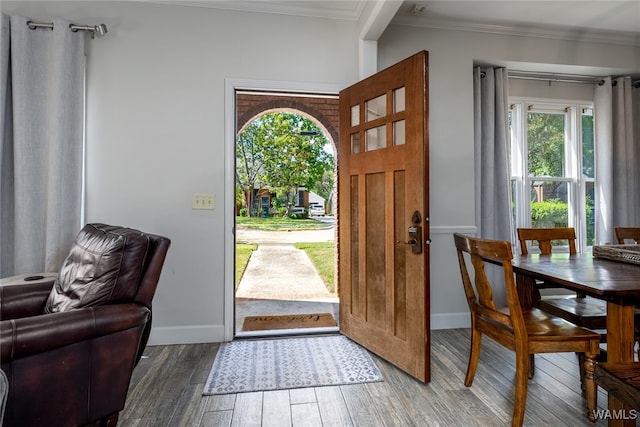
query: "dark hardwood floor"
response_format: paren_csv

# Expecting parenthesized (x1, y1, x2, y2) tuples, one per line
(119, 329, 614, 426)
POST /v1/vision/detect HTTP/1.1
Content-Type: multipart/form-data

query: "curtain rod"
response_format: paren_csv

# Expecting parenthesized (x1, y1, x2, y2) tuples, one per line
(26, 20, 108, 38)
(505, 70, 640, 87)
(507, 70, 604, 85)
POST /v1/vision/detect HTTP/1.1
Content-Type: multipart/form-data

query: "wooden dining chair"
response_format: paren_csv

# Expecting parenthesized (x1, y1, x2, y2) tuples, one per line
(454, 233, 600, 426)
(517, 227, 607, 330)
(615, 226, 640, 244)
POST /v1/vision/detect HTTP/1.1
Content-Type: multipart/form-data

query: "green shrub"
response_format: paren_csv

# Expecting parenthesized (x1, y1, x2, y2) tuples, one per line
(531, 198, 568, 228)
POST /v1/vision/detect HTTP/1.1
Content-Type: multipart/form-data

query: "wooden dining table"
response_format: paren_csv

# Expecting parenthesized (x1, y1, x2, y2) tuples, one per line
(511, 253, 640, 426)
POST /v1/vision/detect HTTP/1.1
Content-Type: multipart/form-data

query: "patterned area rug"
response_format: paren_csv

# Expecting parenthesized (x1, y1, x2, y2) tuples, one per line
(203, 335, 383, 395)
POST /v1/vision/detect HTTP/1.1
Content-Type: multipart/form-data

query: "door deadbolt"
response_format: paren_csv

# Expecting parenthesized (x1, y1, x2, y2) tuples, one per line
(407, 225, 423, 254)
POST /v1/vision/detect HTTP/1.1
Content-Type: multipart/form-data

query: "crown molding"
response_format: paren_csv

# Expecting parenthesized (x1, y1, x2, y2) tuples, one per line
(391, 16, 640, 47)
(144, 0, 366, 21)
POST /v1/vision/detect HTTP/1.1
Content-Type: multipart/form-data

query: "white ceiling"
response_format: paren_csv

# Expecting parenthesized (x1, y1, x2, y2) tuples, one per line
(153, 0, 640, 44)
(393, 1, 640, 35)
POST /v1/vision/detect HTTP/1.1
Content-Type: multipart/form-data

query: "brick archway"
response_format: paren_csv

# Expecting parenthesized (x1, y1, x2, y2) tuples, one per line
(235, 90, 340, 222)
(236, 92, 339, 146)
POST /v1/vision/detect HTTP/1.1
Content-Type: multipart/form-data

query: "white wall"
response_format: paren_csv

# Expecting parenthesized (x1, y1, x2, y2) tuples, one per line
(2, 1, 359, 343)
(3, 1, 640, 339)
(377, 24, 640, 328)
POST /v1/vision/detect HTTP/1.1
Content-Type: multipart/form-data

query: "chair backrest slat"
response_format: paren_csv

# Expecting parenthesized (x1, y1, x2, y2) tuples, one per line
(517, 227, 577, 255)
(615, 227, 640, 245)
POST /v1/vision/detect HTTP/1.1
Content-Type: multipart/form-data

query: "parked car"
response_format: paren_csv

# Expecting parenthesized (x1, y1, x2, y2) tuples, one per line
(309, 203, 325, 216)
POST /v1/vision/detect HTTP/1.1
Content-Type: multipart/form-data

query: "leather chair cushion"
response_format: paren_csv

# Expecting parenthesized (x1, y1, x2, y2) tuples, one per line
(45, 224, 150, 313)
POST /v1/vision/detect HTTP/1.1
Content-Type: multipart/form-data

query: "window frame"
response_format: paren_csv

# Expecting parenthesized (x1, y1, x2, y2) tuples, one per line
(509, 97, 595, 253)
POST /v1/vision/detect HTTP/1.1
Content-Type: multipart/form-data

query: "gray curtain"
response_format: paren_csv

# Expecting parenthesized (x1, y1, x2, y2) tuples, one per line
(0, 14, 85, 277)
(473, 67, 512, 241)
(594, 77, 640, 244)
(473, 67, 512, 306)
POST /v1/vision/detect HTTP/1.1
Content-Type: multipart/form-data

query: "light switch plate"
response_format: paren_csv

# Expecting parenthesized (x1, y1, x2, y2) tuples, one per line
(192, 194, 214, 210)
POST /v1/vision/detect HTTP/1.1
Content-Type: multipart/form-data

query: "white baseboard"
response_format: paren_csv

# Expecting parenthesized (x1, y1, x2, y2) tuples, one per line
(148, 315, 470, 346)
(148, 324, 226, 345)
(430, 312, 470, 330)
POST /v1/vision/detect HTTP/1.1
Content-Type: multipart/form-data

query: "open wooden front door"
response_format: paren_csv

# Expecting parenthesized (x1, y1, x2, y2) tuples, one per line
(338, 51, 430, 382)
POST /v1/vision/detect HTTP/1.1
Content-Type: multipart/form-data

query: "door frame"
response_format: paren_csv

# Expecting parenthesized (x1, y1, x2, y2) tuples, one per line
(223, 78, 346, 341)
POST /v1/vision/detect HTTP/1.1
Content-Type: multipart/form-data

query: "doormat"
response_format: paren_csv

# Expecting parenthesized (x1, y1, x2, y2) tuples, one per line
(242, 313, 337, 331)
(203, 335, 383, 395)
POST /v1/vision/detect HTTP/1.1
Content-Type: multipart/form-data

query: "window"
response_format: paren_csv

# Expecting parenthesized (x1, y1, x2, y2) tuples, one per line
(509, 99, 595, 252)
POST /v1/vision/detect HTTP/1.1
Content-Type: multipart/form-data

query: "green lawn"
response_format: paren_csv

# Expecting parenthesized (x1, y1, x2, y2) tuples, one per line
(235, 243, 258, 289)
(294, 242, 336, 294)
(236, 216, 328, 231)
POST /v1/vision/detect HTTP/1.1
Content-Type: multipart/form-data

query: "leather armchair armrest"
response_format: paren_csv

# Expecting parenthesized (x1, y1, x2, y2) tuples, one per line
(0, 281, 54, 320)
(0, 304, 149, 361)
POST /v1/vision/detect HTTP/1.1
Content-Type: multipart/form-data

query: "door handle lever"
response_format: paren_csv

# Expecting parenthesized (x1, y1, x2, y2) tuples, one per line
(397, 239, 417, 245)
(396, 225, 423, 254)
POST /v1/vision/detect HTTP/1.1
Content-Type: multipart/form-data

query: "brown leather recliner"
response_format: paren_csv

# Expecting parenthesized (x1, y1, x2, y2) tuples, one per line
(0, 223, 170, 427)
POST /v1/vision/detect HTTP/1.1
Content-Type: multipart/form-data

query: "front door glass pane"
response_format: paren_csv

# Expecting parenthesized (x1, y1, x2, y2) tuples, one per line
(351, 105, 360, 126)
(351, 133, 360, 154)
(366, 126, 386, 151)
(366, 94, 386, 122)
(394, 120, 405, 146)
(394, 87, 405, 113)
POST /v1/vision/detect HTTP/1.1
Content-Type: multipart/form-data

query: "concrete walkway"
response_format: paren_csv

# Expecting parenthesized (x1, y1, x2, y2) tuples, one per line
(235, 225, 339, 336)
(235, 243, 333, 300)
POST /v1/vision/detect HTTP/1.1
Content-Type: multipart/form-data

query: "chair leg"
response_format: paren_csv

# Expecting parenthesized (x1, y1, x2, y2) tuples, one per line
(465, 326, 482, 387)
(577, 352, 586, 392)
(528, 354, 535, 379)
(513, 351, 529, 427)
(583, 352, 597, 422)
